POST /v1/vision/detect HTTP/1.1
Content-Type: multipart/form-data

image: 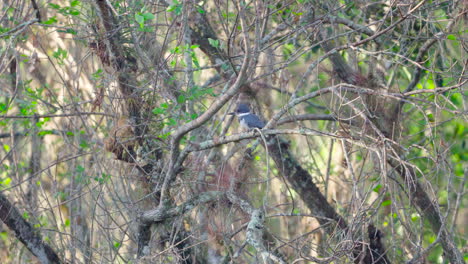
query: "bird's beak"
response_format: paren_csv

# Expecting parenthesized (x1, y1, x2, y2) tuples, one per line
(228, 112, 235, 115)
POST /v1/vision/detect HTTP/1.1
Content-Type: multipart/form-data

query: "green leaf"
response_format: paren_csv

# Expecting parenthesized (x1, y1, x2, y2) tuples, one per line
(447, 34, 456, 40)
(48, 3, 61, 9)
(177, 94, 186, 104)
(427, 113, 434, 122)
(0, 177, 11, 187)
(76, 165, 85, 173)
(79, 140, 89, 149)
(3, 144, 10, 152)
(135, 14, 144, 27)
(192, 56, 200, 68)
(410, 213, 420, 222)
(166, 118, 177, 126)
(167, 0, 182, 15)
(69, 9, 80, 16)
(57, 28, 77, 35)
(372, 184, 382, 193)
(196, 6, 205, 14)
(38, 130, 54, 136)
(142, 12, 155, 20)
(70, 0, 80, 7)
(381, 200, 392, 206)
(64, 219, 71, 227)
(208, 38, 219, 48)
(152, 107, 165, 115)
(114, 241, 121, 249)
(43, 16, 58, 25)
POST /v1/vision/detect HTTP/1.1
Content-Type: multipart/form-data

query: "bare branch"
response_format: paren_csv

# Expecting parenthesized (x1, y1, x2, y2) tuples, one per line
(0, 192, 62, 264)
(227, 192, 286, 264)
(141, 191, 224, 223)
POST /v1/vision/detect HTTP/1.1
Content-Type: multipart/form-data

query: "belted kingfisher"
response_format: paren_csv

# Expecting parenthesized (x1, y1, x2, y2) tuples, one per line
(228, 103, 265, 130)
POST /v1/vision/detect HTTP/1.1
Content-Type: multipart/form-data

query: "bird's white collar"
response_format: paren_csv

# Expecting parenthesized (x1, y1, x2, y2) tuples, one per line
(237, 112, 250, 117)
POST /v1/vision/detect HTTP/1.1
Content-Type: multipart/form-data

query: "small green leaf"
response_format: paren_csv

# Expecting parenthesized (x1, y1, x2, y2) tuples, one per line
(166, 118, 177, 126)
(0, 232, 8, 241)
(192, 56, 200, 68)
(447, 34, 456, 40)
(57, 28, 77, 35)
(64, 219, 71, 227)
(113, 241, 121, 249)
(38, 130, 54, 136)
(427, 113, 434, 122)
(43, 16, 58, 25)
(69, 9, 80, 16)
(208, 38, 219, 48)
(0, 177, 11, 187)
(76, 165, 85, 173)
(142, 12, 155, 20)
(135, 14, 144, 27)
(79, 140, 89, 149)
(196, 7, 205, 14)
(373, 184, 382, 193)
(152, 107, 165, 115)
(381, 200, 392, 206)
(292, 208, 300, 214)
(410, 213, 420, 222)
(167, 1, 182, 15)
(70, 0, 80, 7)
(48, 3, 61, 9)
(177, 95, 186, 104)
(3, 144, 10, 152)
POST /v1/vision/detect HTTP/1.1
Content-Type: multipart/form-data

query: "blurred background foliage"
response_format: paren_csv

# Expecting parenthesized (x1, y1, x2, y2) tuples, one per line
(0, 0, 466, 263)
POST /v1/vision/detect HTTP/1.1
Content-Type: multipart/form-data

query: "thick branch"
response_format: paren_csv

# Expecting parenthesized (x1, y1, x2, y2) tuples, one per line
(137, 191, 224, 257)
(318, 3, 464, 260)
(159, 1, 252, 202)
(403, 20, 456, 94)
(388, 159, 464, 263)
(187, 11, 390, 262)
(227, 192, 285, 264)
(141, 191, 224, 223)
(94, 0, 141, 127)
(276, 114, 355, 126)
(0, 192, 62, 264)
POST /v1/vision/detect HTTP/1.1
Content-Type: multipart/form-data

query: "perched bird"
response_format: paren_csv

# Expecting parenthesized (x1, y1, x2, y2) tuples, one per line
(228, 103, 265, 130)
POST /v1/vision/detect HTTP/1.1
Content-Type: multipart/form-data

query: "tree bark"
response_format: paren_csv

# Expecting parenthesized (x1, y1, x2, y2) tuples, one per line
(0, 192, 62, 264)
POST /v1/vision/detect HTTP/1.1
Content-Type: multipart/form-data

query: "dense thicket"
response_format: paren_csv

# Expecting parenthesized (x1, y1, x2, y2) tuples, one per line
(0, 1, 466, 263)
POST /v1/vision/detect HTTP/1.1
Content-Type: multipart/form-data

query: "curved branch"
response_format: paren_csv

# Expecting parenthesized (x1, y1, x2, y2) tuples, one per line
(276, 114, 356, 126)
(141, 191, 224, 223)
(0, 192, 62, 264)
(388, 158, 464, 263)
(227, 192, 286, 264)
(159, 0, 253, 202)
